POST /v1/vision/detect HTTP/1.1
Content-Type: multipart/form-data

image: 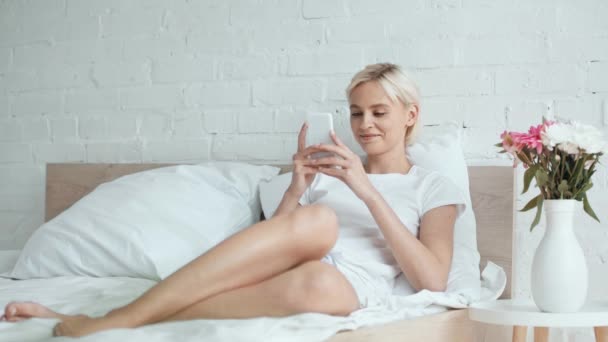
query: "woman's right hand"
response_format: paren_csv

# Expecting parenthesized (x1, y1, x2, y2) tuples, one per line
(288, 122, 320, 197)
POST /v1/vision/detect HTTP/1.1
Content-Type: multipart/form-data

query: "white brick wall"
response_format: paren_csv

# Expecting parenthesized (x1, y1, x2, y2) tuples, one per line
(49, 117, 78, 140)
(0, 119, 20, 141)
(189, 82, 251, 106)
(65, 89, 119, 114)
(86, 142, 142, 163)
(13, 91, 63, 116)
(0, 48, 10, 72)
(1, 1, 607, 340)
(92, 61, 150, 87)
(253, 79, 325, 105)
(302, 0, 348, 19)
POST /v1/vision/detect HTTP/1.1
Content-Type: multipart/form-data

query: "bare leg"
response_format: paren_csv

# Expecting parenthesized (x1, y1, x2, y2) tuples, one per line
(4, 261, 358, 326)
(115, 205, 338, 323)
(163, 260, 359, 321)
(5, 205, 339, 337)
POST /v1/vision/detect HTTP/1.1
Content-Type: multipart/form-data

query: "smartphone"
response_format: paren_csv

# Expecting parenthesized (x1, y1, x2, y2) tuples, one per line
(306, 112, 334, 160)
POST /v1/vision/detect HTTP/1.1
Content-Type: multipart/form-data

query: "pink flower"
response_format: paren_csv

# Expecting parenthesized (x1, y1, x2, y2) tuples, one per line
(500, 131, 523, 167)
(495, 118, 604, 230)
(501, 131, 522, 153)
(510, 124, 546, 154)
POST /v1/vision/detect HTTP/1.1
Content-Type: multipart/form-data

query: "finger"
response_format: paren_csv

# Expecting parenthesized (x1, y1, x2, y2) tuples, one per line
(329, 131, 358, 158)
(315, 143, 351, 159)
(293, 161, 320, 173)
(294, 160, 319, 170)
(318, 166, 343, 178)
(297, 145, 324, 159)
(330, 130, 347, 148)
(297, 122, 308, 152)
(300, 166, 320, 174)
(305, 157, 349, 168)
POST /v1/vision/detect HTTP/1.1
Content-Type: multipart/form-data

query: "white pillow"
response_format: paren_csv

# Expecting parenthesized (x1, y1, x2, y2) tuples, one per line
(259, 123, 481, 298)
(11, 162, 280, 280)
(405, 122, 480, 298)
(0, 250, 20, 275)
(259, 173, 293, 219)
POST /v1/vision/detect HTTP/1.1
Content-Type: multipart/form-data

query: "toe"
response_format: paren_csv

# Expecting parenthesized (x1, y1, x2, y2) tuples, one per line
(4, 302, 61, 321)
(4, 302, 18, 320)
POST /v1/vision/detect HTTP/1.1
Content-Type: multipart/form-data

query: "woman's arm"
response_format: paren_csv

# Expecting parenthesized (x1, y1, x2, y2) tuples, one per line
(308, 132, 458, 291)
(272, 122, 321, 218)
(272, 187, 303, 217)
(363, 190, 457, 292)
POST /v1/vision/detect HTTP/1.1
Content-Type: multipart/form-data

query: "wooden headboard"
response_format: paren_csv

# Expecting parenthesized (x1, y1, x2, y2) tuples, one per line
(44, 163, 515, 298)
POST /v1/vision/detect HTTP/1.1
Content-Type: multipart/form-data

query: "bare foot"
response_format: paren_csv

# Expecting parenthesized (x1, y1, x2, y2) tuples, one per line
(53, 315, 131, 337)
(2, 301, 70, 322)
(0, 302, 132, 337)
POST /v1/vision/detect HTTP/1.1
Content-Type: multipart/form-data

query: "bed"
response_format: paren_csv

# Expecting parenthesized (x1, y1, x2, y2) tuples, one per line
(0, 163, 515, 342)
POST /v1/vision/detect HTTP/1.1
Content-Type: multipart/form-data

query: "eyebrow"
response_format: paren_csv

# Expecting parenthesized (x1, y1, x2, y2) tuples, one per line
(349, 103, 390, 110)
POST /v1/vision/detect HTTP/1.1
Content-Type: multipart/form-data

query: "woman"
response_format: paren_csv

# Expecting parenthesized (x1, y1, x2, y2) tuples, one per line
(2, 63, 464, 337)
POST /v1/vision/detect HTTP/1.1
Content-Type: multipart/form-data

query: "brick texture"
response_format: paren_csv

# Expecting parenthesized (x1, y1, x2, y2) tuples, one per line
(1, 3, 608, 340)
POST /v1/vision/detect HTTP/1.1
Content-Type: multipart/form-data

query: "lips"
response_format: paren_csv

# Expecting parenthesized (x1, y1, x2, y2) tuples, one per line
(359, 134, 380, 142)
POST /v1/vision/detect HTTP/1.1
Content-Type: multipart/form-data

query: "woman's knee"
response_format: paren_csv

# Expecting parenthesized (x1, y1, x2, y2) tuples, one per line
(283, 262, 359, 316)
(289, 205, 339, 256)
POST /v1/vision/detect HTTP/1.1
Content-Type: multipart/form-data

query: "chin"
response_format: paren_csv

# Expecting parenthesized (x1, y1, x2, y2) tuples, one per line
(358, 144, 383, 156)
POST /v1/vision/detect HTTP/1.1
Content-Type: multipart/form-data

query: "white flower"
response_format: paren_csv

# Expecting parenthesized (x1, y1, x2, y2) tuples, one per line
(542, 121, 606, 154)
(542, 122, 571, 149)
(557, 142, 579, 155)
(571, 122, 605, 154)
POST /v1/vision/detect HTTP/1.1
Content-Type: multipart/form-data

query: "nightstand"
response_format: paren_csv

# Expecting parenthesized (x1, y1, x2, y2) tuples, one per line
(469, 299, 608, 342)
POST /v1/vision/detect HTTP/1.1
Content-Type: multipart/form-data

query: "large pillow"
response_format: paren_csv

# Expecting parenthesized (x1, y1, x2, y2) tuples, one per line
(405, 122, 480, 298)
(10, 162, 280, 280)
(259, 123, 481, 298)
(0, 250, 19, 275)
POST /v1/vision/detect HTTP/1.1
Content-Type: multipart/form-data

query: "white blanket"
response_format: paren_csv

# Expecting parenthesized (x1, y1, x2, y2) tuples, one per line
(0, 262, 505, 342)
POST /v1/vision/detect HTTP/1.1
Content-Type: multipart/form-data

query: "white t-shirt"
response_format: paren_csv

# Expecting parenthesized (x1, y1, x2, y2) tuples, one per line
(299, 165, 466, 284)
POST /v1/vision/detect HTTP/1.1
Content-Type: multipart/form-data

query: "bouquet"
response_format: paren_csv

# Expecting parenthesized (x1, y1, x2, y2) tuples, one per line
(497, 119, 606, 230)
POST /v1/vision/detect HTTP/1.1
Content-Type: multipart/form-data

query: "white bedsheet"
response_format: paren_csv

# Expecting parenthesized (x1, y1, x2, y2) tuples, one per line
(0, 262, 505, 342)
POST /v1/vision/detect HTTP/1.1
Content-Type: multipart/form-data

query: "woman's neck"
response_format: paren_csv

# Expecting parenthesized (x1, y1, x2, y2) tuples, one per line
(364, 154, 412, 175)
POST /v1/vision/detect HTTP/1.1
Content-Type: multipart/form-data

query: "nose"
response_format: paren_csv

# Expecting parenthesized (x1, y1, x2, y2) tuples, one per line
(360, 113, 373, 129)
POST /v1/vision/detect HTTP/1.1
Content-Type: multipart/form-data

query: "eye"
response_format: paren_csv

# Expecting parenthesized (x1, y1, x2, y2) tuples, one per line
(350, 112, 362, 117)
(374, 112, 386, 116)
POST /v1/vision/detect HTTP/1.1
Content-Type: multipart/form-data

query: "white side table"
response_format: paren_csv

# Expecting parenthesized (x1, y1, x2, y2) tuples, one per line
(469, 299, 608, 342)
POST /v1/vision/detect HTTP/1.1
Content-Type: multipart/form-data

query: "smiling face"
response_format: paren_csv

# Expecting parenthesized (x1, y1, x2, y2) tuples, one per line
(348, 80, 418, 157)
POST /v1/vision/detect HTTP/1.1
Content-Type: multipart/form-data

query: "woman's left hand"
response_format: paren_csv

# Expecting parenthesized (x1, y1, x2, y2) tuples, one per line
(304, 131, 377, 201)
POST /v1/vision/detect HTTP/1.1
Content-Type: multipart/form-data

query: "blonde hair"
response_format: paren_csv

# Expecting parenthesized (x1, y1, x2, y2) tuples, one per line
(346, 63, 421, 146)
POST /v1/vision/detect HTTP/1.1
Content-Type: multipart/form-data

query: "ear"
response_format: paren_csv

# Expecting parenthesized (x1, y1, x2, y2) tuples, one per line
(404, 104, 419, 127)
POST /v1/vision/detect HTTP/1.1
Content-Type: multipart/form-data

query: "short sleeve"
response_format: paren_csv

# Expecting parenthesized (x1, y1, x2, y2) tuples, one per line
(420, 173, 467, 218)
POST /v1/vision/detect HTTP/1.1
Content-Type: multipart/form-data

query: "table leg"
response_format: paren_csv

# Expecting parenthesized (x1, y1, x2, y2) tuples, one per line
(513, 326, 527, 342)
(534, 327, 549, 342)
(595, 327, 608, 342)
